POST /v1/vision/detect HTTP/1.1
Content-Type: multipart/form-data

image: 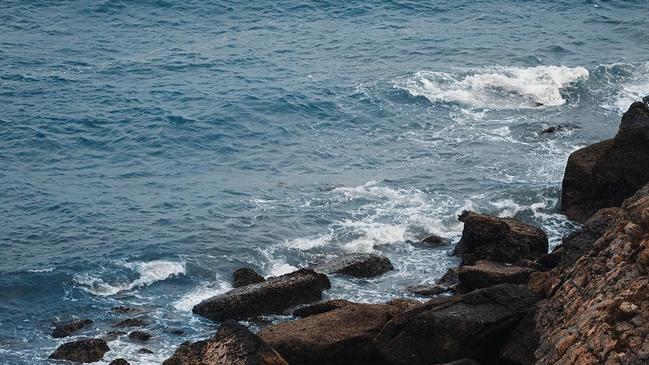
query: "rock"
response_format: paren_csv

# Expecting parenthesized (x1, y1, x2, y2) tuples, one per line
(313, 253, 394, 278)
(259, 303, 399, 365)
(128, 331, 151, 342)
(49, 338, 110, 363)
(232, 267, 265, 288)
(374, 284, 541, 365)
(52, 319, 94, 338)
(111, 306, 140, 313)
(193, 269, 331, 321)
(558, 207, 620, 267)
(102, 331, 126, 342)
(406, 284, 449, 296)
(453, 211, 548, 265)
(419, 234, 450, 247)
(138, 348, 154, 354)
(113, 318, 147, 328)
(434, 360, 481, 365)
(163, 320, 288, 365)
(499, 310, 539, 365)
(293, 299, 353, 318)
(109, 359, 131, 365)
(561, 101, 649, 222)
(540, 124, 580, 135)
(385, 298, 421, 311)
(457, 260, 535, 291)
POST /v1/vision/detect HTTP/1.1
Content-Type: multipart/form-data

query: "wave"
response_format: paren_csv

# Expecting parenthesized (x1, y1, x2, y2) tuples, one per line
(394, 65, 589, 109)
(595, 62, 649, 112)
(173, 279, 231, 311)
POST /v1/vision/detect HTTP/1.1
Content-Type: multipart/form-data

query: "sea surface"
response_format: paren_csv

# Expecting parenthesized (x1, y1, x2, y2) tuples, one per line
(1, 1, 649, 363)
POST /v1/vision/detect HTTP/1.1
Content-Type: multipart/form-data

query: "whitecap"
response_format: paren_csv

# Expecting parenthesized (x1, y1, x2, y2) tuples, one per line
(27, 267, 54, 273)
(284, 232, 334, 250)
(173, 279, 231, 311)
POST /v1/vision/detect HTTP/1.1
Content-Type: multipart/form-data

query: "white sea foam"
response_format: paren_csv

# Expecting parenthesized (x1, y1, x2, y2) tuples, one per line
(28, 267, 54, 273)
(173, 279, 231, 311)
(74, 260, 185, 296)
(284, 232, 334, 250)
(595, 62, 649, 113)
(268, 263, 298, 276)
(395, 65, 589, 109)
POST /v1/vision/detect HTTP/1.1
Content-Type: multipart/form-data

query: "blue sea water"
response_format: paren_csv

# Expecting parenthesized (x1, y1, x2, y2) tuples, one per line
(1, 0, 649, 363)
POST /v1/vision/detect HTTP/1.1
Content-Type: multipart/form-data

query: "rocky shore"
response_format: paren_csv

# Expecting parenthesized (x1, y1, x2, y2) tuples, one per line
(48, 99, 649, 364)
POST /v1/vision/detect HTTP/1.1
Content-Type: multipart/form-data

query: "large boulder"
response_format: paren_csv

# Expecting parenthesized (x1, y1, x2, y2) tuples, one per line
(457, 260, 535, 291)
(49, 338, 109, 363)
(374, 284, 541, 365)
(193, 269, 331, 321)
(232, 267, 265, 288)
(52, 319, 93, 338)
(313, 254, 394, 278)
(259, 303, 399, 365)
(561, 101, 649, 222)
(292, 299, 354, 318)
(452, 211, 548, 265)
(163, 320, 288, 365)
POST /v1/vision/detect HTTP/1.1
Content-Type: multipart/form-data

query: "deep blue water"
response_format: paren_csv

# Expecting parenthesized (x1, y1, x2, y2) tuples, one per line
(1, 1, 649, 363)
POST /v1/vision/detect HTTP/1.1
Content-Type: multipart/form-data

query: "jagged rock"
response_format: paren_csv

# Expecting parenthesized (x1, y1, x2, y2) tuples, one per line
(109, 359, 130, 365)
(259, 304, 399, 365)
(49, 338, 109, 363)
(52, 319, 93, 338)
(374, 284, 541, 365)
(313, 254, 394, 278)
(128, 330, 151, 342)
(293, 299, 353, 318)
(163, 320, 288, 365)
(193, 269, 331, 321)
(561, 101, 649, 222)
(453, 211, 548, 265)
(406, 284, 449, 296)
(113, 318, 147, 327)
(232, 267, 265, 288)
(457, 260, 535, 291)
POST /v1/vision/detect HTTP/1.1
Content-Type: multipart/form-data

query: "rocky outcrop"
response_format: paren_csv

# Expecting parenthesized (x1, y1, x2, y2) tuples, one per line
(52, 319, 93, 338)
(453, 211, 548, 265)
(374, 284, 541, 365)
(49, 338, 109, 363)
(457, 260, 535, 291)
(313, 254, 394, 278)
(233, 267, 265, 288)
(193, 269, 331, 321)
(259, 303, 399, 365)
(163, 320, 287, 365)
(561, 101, 649, 222)
(292, 299, 353, 318)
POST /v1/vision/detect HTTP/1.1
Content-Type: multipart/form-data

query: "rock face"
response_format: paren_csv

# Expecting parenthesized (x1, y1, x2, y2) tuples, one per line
(374, 284, 541, 365)
(259, 304, 399, 365)
(163, 320, 288, 365)
(457, 260, 535, 291)
(52, 319, 94, 338)
(193, 269, 331, 321)
(453, 211, 548, 265)
(561, 101, 649, 222)
(233, 267, 265, 288)
(535, 183, 649, 364)
(49, 338, 110, 363)
(314, 254, 394, 278)
(292, 299, 353, 318)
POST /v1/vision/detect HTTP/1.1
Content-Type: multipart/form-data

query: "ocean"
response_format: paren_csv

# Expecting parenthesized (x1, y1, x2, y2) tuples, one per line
(1, 0, 649, 363)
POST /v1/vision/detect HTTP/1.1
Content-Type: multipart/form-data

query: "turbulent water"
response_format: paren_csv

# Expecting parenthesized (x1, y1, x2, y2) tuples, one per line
(1, 1, 649, 363)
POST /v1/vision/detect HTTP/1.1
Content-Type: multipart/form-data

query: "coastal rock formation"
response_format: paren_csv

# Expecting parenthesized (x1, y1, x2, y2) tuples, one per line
(313, 253, 394, 278)
(457, 260, 535, 291)
(193, 269, 331, 321)
(292, 299, 353, 318)
(452, 211, 548, 265)
(374, 284, 541, 365)
(52, 319, 93, 338)
(49, 338, 109, 363)
(259, 303, 399, 365)
(561, 101, 649, 222)
(163, 321, 288, 365)
(232, 267, 265, 288)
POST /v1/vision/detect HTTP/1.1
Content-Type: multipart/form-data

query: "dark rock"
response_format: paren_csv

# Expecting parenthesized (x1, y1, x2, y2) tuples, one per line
(314, 253, 394, 278)
(434, 360, 481, 365)
(193, 269, 331, 321)
(437, 268, 460, 287)
(163, 320, 288, 365)
(385, 298, 421, 311)
(537, 246, 564, 270)
(138, 348, 154, 354)
(111, 306, 140, 313)
(232, 267, 265, 288)
(453, 211, 548, 265)
(293, 299, 353, 318)
(164, 328, 184, 335)
(561, 102, 649, 222)
(375, 284, 542, 365)
(52, 319, 93, 338)
(457, 260, 535, 291)
(540, 124, 580, 135)
(499, 310, 538, 365)
(49, 338, 110, 363)
(109, 359, 131, 365)
(113, 318, 147, 328)
(559, 207, 620, 267)
(128, 331, 151, 342)
(419, 234, 450, 247)
(260, 303, 399, 365)
(406, 284, 449, 296)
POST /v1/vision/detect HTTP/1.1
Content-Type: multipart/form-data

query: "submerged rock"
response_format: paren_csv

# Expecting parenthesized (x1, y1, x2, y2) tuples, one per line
(193, 269, 331, 321)
(232, 267, 265, 288)
(292, 299, 353, 318)
(457, 260, 535, 291)
(113, 318, 147, 328)
(128, 330, 151, 342)
(163, 320, 288, 365)
(313, 253, 394, 278)
(540, 123, 580, 135)
(52, 319, 93, 338)
(49, 338, 109, 363)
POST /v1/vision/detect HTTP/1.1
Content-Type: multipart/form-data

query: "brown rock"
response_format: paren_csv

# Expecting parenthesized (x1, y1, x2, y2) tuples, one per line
(457, 260, 535, 291)
(52, 319, 93, 338)
(419, 234, 450, 247)
(292, 299, 353, 318)
(313, 254, 394, 278)
(386, 298, 421, 311)
(232, 267, 265, 288)
(49, 338, 109, 363)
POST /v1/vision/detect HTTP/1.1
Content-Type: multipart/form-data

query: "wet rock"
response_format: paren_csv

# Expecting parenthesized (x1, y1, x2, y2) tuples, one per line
(113, 318, 147, 328)
(561, 101, 649, 222)
(138, 348, 154, 354)
(128, 330, 151, 342)
(313, 253, 394, 278)
(52, 319, 93, 338)
(232, 267, 265, 288)
(419, 234, 450, 247)
(453, 211, 548, 265)
(260, 303, 399, 365)
(406, 284, 449, 296)
(109, 359, 131, 365)
(163, 320, 288, 365)
(457, 260, 535, 291)
(293, 299, 353, 318)
(49, 338, 110, 363)
(111, 306, 140, 313)
(193, 269, 331, 321)
(375, 284, 541, 365)
(540, 123, 580, 135)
